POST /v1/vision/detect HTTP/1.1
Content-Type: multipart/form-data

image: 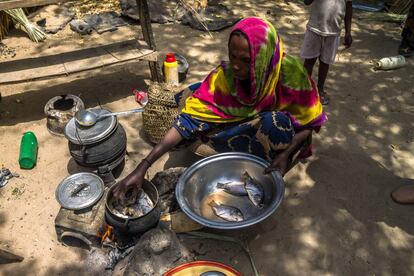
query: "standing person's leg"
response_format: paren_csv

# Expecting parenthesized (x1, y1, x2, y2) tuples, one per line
(304, 58, 318, 76)
(318, 35, 340, 105)
(317, 60, 330, 105)
(300, 30, 322, 77)
(399, 2, 414, 57)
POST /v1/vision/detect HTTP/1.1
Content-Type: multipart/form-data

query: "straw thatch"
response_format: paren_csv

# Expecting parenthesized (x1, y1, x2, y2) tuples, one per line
(0, 8, 46, 42)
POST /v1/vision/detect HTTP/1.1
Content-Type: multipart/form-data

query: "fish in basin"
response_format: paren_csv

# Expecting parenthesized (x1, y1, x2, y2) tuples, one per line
(208, 200, 244, 222)
(242, 171, 264, 208)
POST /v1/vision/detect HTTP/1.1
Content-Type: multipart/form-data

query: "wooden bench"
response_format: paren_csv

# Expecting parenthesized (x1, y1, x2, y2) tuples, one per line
(0, 0, 161, 84)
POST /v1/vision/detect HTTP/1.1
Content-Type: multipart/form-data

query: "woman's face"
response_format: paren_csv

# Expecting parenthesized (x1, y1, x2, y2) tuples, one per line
(228, 34, 251, 81)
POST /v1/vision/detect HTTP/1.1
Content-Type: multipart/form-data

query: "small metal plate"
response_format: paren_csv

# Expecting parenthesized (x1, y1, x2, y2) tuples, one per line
(64, 108, 117, 145)
(56, 173, 104, 210)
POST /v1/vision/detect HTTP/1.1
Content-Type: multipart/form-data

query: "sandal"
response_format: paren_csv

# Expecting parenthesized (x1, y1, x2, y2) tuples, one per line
(398, 46, 412, 58)
(319, 91, 330, 105)
(398, 39, 413, 58)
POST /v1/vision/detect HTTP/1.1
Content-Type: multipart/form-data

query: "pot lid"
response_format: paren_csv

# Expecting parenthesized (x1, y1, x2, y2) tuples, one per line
(56, 172, 104, 210)
(64, 108, 117, 145)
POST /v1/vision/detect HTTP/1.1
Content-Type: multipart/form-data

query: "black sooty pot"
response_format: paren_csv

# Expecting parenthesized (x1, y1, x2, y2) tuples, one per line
(105, 180, 160, 235)
(69, 124, 127, 167)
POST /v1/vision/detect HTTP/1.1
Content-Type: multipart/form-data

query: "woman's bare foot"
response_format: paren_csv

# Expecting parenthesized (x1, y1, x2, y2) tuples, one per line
(391, 185, 414, 204)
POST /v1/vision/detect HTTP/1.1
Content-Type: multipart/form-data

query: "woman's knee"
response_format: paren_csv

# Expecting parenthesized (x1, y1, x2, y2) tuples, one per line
(260, 111, 293, 131)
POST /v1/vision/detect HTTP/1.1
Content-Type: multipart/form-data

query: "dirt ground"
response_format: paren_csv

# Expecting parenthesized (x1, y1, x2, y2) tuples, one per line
(1, 0, 414, 275)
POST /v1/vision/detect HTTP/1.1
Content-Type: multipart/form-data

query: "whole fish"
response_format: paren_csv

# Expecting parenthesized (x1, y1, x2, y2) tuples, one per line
(208, 200, 244, 222)
(113, 191, 154, 218)
(243, 171, 264, 207)
(216, 181, 248, 196)
(135, 190, 154, 215)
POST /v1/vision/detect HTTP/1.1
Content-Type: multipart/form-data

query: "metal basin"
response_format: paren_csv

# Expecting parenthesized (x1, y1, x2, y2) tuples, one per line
(176, 152, 285, 230)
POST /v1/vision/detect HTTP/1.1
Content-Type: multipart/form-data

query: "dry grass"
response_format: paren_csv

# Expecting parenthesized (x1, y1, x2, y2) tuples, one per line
(4, 8, 46, 42)
(71, 0, 122, 18)
(71, 0, 208, 19)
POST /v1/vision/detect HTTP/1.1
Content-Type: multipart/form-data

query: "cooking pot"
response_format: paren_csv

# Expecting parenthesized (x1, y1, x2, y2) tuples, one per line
(65, 108, 127, 167)
(68, 124, 127, 167)
(105, 180, 160, 234)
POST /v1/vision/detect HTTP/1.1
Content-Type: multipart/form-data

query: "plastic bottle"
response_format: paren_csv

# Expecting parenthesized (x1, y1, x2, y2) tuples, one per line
(375, 55, 406, 70)
(163, 53, 179, 85)
(133, 89, 148, 106)
(19, 131, 38, 169)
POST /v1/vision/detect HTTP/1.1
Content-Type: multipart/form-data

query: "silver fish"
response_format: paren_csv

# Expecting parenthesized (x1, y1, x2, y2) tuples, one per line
(216, 181, 248, 196)
(243, 171, 264, 207)
(135, 190, 154, 215)
(113, 191, 154, 218)
(208, 200, 244, 222)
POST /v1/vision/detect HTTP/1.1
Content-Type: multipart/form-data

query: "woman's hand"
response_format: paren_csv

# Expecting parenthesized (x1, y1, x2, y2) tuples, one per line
(113, 127, 184, 205)
(265, 129, 312, 176)
(264, 152, 289, 176)
(112, 166, 145, 205)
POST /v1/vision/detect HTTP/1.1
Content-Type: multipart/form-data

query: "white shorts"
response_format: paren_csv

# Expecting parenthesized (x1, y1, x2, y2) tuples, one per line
(300, 30, 340, 64)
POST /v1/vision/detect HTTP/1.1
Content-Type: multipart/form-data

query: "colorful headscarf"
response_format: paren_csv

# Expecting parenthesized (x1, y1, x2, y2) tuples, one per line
(182, 17, 327, 130)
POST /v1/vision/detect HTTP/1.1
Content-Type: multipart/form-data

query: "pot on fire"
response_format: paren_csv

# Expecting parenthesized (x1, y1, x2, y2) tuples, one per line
(105, 180, 161, 235)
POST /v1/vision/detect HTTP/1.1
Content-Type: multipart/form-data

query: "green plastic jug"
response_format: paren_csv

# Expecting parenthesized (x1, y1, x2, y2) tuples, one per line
(19, 131, 38, 169)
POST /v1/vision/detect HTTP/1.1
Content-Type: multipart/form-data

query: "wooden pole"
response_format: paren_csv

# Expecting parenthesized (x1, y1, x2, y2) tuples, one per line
(136, 0, 162, 82)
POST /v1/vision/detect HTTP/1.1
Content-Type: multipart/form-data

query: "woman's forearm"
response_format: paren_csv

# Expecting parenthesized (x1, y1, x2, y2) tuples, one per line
(265, 128, 312, 175)
(131, 127, 183, 176)
(284, 129, 312, 156)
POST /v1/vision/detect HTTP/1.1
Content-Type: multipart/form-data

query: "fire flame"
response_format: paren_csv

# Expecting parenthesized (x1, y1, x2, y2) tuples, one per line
(98, 223, 114, 243)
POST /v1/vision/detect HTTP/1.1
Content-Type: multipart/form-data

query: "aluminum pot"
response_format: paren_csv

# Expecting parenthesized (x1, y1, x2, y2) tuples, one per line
(176, 152, 285, 230)
(105, 180, 160, 234)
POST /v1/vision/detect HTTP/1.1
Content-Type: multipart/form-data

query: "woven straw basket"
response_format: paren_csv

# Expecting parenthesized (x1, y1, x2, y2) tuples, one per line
(142, 82, 227, 157)
(142, 82, 185, 144)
